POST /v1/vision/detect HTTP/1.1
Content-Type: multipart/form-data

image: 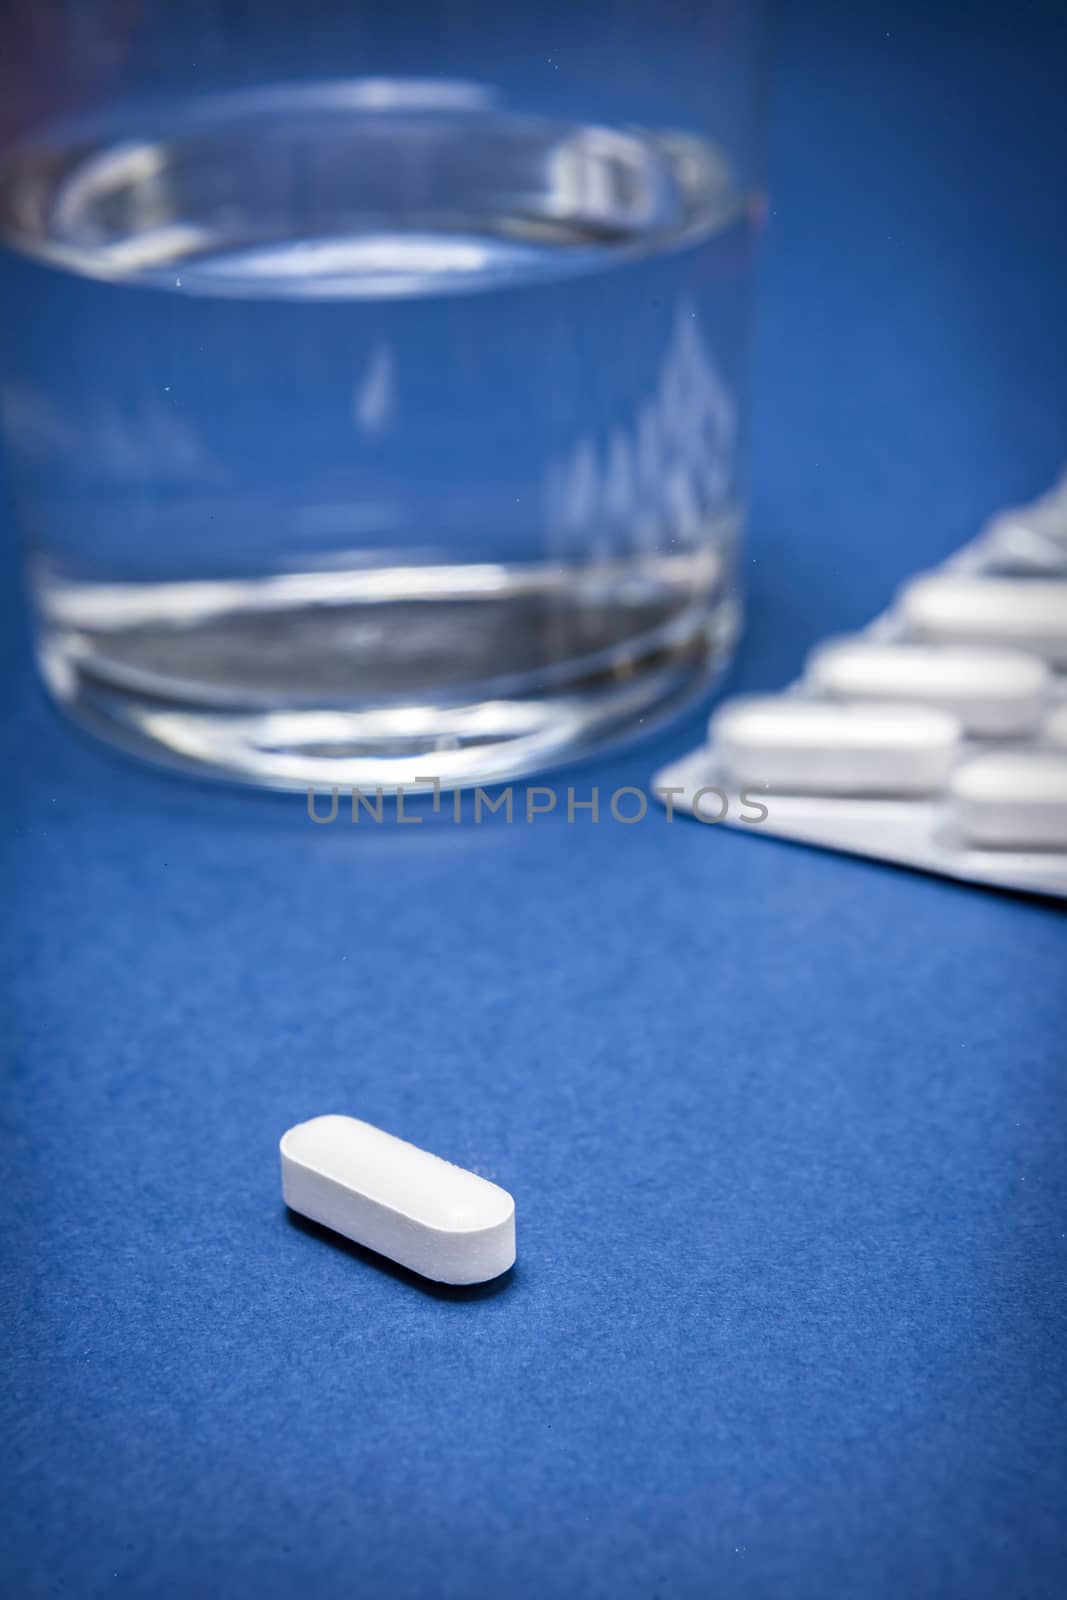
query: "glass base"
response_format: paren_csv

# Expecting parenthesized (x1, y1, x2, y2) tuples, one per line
(34, 556, 740, 791)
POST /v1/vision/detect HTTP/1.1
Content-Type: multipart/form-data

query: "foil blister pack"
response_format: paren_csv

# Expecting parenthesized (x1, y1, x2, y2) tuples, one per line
(654, 476, 1067, 897)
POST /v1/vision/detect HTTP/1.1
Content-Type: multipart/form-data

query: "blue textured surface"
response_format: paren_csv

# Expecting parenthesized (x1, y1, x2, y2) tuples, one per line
(3, 5, 1067, 1597)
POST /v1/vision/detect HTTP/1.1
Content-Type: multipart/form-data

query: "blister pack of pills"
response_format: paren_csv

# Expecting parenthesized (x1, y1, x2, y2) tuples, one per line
(654, 475, 1067, 897)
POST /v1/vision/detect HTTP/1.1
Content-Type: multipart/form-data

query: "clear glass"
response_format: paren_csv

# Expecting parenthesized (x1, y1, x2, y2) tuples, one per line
(0, 0, 766, 790)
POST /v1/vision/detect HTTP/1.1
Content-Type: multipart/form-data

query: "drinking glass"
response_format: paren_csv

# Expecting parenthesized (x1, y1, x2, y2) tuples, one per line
(0, 0, 767, 790)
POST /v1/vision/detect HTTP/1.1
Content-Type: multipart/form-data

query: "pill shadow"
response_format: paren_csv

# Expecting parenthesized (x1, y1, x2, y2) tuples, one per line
(284, 1209, 518, 1301)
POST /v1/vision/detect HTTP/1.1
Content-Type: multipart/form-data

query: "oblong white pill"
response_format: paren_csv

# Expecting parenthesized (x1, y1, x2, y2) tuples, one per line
(281, 1115, 515, 1284)
(949, 751, 1067, 850)
(900, 575, 1067, 666)
(712, 697, 961, 795)
(806, 639, 1049, 736)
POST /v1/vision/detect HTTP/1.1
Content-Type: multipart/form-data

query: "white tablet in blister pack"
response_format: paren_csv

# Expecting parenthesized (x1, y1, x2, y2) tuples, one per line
(655, 474, 1067, 897)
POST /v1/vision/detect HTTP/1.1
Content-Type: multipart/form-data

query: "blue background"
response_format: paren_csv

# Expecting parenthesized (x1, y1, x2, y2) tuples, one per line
(3, 3, 1066, 1596)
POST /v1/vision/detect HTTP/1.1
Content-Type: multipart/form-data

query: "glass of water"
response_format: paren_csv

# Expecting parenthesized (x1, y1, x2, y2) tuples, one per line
(0, 0, 766, 790)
